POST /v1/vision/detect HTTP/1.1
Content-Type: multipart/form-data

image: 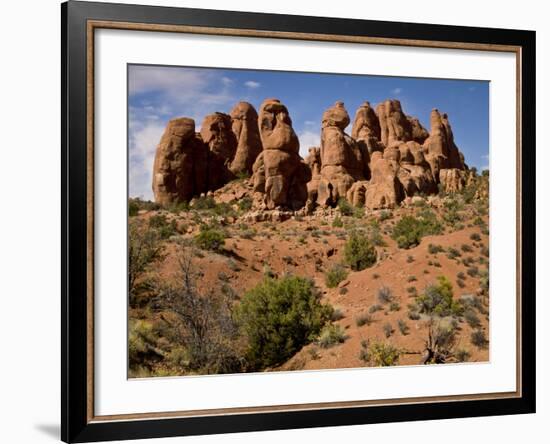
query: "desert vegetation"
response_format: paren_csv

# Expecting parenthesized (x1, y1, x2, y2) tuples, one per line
(128, 167, 489, 376)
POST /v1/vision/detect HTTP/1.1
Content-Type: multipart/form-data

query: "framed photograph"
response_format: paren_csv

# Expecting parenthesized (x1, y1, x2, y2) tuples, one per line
(62, 1, 536, 442)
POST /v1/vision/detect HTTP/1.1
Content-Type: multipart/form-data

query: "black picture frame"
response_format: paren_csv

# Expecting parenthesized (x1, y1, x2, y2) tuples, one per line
(61, 1, 536, 442)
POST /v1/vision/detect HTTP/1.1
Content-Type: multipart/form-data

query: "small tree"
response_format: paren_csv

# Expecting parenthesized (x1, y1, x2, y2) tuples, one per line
(128, 222, 164, 297)
(324, 264, 348, 288)
(195, 227, 227, 252)
(415, 276, 463, 317)
(367, 340, 401, 366)
(236, 276, 332, 369)
(157, 250, 243, 374)
(344, 231, 377, 271)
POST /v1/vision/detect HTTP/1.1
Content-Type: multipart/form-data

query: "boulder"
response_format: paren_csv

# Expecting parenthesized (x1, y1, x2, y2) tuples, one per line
(229, 101, 263, 175)
(152, 117, 208, 205)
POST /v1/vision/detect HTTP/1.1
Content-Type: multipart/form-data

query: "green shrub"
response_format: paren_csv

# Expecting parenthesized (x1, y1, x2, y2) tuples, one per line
(470, 233, 481, 241)
(367, 341, 401, 366)
(471, 329, 489, 349)
(461, 244, 474, 253)
(407, 275, 417, 282)
(337, 198, 362, 217)
(129, 200, 140, 217)
(318, 324, 347, 348)
(356, 313, 373, 327)
(337, 198, 354, 216)
(479, 269, 489, 294)
(344, 231, 377, 271)
(236, 276, 332, 368)
(447, 247, 461, 259)
(192, 195, 217, 210)
(428, 244, 444, 254)
(464, 309, 481, 328)
(455, 348, 471, 362)
(369, 304, 383, 314)
(128, 319, 158, 367)
(325, 264, 349, 288)
(397, 319, 410, 335)
(237, 196, 253, 212)
(466, 266, 479, 277)
(128, 222, 164, 298)
(148, 214, 178, 239)
(194, 227, 227, 252)
(383, 322, 394, 338)
(128, 197, 161, 215)
(392, 212, 442, 249)
(415, 276, 463, 317)
(330, 307, 345, 322)
(389, 301, 401, 312)
(332, 216, 344, 228)
(377, 286, 394, 304)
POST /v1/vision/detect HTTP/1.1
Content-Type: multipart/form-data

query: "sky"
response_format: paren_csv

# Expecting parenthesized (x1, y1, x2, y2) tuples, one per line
(128, 64, 489, 200)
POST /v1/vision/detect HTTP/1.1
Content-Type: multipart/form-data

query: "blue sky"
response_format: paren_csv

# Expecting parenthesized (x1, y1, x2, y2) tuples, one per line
(129, 64, 489, 200)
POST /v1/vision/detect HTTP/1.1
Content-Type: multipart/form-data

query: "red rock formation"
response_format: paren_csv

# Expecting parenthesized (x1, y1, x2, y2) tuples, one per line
(305, 147, 322, 204)
(365, 151, 404, 209)
(317, 102, 369, 206)
(229, 102, 263, 176)
(407, 116, 429, 144)
(423, 109, 467, 192)
(152, 97, 468, 212)
(200, 112, 237, 190)
(352, 101, 383, 155)
(376, 99, 412, 148)
(253, 98, 309, 210)
(152, 117, 209, 205)
(396, 141, 437, 197)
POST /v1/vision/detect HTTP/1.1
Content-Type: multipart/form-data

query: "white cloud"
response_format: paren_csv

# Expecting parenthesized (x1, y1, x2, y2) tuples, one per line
(392, 87, 403, 95)
(244, 80, 261, 89)
(128, 121, 165, 200)
(128, 65, 241, 200)
(298, 130, 320, 158)
(221, 76, 233, 86)
(129, 66, 207, 96)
